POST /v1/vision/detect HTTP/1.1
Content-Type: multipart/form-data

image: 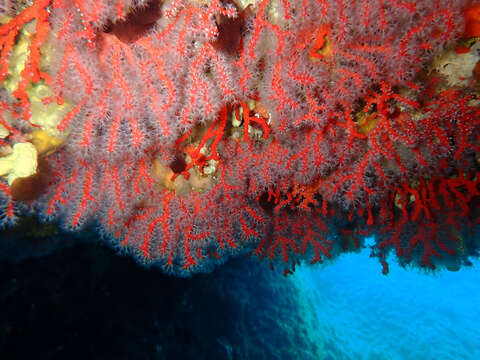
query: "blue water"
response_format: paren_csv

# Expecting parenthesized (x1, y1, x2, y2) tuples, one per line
(293, 242, 480, 360)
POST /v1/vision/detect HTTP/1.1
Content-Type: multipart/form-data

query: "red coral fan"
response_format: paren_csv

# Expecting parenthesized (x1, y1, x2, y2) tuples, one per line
(46, 0, 239, 160)
(0, 0, 479, 275)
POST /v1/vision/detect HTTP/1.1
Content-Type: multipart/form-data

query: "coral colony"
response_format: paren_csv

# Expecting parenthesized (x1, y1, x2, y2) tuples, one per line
(0, 0, 480, 276)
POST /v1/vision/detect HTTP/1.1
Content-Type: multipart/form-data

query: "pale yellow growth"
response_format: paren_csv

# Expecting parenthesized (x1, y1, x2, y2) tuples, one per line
(2, 20, 35, 92)
(230, 105, 243, 127)
(0, 15, 12, 25)
(1, 18, 70, 139)
(152, 159, 191, 197)
(233, 0, 260, 10)
(266, 0, 283, 25)
(433, 41, 480, 87)
(202, 159, 219, 175)
(28, 129, 63, 157)
(0, 13, 74, 195)
(355, 111, 379, 135)
(151, 158, 218, 196)
(0, 146, 12, 156)
(0, 142, 38, 185)
(27, 81, 71, 139)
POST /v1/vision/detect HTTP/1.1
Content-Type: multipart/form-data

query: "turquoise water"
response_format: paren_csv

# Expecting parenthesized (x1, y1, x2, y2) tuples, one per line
(294, 243, 480, 360)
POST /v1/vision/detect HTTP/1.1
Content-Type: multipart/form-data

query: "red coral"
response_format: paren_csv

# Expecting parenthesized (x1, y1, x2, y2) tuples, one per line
(0, 0, 479, 275)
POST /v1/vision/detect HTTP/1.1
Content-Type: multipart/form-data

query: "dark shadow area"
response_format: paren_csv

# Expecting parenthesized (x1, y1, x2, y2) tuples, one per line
(0, 233, 322, 360)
